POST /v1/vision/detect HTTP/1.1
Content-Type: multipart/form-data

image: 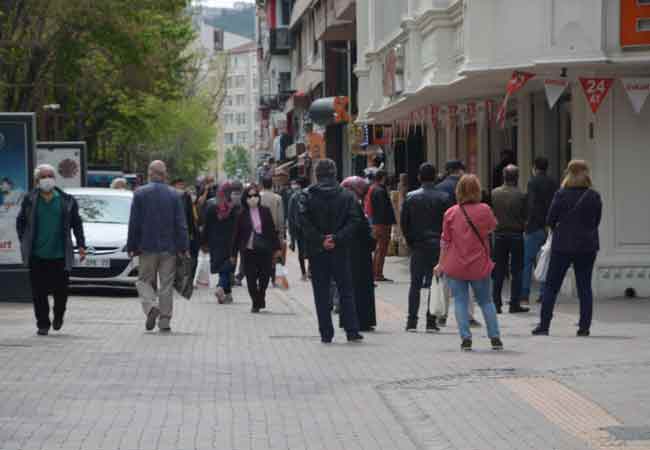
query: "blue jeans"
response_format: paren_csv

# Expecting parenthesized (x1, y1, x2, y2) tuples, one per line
(447, 276, 500, 340)
(218, 269, 233, 294)
(522, 229, 547, 300)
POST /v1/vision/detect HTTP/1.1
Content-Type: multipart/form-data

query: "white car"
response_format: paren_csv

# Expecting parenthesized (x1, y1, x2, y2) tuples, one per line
(67, 188, 138, 289)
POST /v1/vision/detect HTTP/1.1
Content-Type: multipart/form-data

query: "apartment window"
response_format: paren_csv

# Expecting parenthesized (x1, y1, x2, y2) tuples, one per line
(213, 29, 224, 51)
(279, 72, 291, 93)
(236, 132, 248, 145)
(236, 75, 246, 88)
(312, 9, 319, 59)
(225, 96, 233, 106)
(224, 133, 234, 145)
(280, 0, 291, 26)
(236, 112, 247, 126)
(236, 94, 246, 106)
(227, 77, 234, 89)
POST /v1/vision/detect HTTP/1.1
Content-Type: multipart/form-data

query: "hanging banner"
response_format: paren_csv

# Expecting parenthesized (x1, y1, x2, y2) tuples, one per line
(621, 77, 650, 114)
(579, 77, 614, 114)
(448, 105, 458, 128)
(431, 105, 439, 129)
(497, 71, 535, 127)
(544, 78, 569, 109)
(485, 100, 495, 127)
(467, 102, 477, 123)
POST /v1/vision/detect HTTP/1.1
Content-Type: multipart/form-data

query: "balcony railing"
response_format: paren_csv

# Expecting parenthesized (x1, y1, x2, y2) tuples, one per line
(270, 28, 291, 54)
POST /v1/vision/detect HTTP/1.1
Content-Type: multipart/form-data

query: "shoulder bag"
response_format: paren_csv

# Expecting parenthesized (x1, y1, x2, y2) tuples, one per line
(459, 204, 488, 253)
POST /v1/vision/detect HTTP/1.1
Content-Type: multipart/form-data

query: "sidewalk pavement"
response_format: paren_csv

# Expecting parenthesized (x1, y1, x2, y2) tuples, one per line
(0, 253, 649, 450)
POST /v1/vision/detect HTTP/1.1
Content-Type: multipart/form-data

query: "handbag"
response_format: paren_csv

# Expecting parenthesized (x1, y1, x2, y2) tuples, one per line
(252, 232, 272, 254)
(174, 254, 194, 300)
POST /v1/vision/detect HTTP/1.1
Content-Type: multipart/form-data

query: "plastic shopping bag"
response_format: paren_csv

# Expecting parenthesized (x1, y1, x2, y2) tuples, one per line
(427, 276, 447, 317)
(534, 232, 553, 282)
(275, 263, 289, 290)
(193, 251, 211, 288)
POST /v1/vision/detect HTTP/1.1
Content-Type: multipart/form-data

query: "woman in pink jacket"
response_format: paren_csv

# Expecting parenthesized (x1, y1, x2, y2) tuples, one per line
(435, 175, 503, 352)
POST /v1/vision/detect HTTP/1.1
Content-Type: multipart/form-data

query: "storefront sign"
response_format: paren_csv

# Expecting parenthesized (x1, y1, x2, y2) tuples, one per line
(544, 78, 569, 109)
(36, 142, 87, 189)
(620, 0, 650, 47)
(621, 77, 650, 113)
(579, 77, 614, 114)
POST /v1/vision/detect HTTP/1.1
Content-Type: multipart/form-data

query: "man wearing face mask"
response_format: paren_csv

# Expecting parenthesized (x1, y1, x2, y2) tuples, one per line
(16, 164, 86, 336)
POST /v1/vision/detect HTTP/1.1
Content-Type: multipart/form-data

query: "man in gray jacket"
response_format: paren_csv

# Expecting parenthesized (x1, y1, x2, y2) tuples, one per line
(127, 160, 189, 332)
(16, 164, 86, 335)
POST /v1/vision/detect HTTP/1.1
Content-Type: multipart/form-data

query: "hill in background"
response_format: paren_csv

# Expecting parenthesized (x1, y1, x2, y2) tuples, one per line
(202, 4, 255, 40)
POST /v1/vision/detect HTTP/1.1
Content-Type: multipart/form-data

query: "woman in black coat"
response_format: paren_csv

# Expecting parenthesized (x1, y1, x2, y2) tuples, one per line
(341, 176, 377, 331)
(231, 184, 281, 312)
(202, 183, 239, 304)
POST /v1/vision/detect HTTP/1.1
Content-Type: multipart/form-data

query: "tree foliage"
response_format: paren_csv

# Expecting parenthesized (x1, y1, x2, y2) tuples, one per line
(223, 145, 252, 181)
(0, 0, 227, 177)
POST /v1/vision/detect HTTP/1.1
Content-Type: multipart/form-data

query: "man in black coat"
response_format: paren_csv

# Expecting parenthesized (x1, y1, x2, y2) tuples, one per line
(368, 170, 396, 282)
(521, 157, 558, 304)
(298, 159, 363, 343)
(401, 163, 451, 333)
(435, 160, 465, 204)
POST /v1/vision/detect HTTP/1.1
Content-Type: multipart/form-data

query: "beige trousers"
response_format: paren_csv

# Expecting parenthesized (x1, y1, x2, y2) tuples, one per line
(136, 252, 176, 328)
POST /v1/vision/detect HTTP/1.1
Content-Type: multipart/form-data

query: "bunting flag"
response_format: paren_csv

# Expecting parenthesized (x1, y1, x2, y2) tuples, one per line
(431, 105, 439, 129)
(448, 105, 458, 128)
(579, 77, 615, 114)
(467, 102, 477, 123)
(497, 71, 535, 127)
(485, 100, 495, 127)
(621, 78, 650, 114)
(544, 78, 569, 109)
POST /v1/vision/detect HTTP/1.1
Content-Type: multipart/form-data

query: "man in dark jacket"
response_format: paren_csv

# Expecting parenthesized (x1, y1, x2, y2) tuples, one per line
(435, 160, 465, 204)
(521, 157, 558, 304)
(367, 170, 396, 282)
(16, 164, 86, 336)
(127, 160, 189, 332)
(401, 163, 451, 333)
(491, 164, 528, 314)
(298, 159, 363, 343)
(172, 178, 199, 275)
(287, 177, 308, 280)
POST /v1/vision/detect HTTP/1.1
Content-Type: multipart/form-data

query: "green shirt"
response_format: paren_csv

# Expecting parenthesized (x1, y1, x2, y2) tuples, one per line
(33, 190, 65, 260)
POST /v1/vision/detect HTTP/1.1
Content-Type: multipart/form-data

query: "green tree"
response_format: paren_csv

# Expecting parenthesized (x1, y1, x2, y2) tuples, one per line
(223, 145, 252, 181)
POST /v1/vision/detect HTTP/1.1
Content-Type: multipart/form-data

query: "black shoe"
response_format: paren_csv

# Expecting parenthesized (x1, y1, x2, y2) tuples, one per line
(426, 315, 439, 333)
(531, 326, 549, 336)
(496, 306, 503, 314)
(347, 333, 364, 342)
(321, 337, 333, 344)
(438, 316, 447, 327)
(251, 307, 260, 313)
(576, 329, 590, 337)
(461, 338, 472, 352)
(52, 316, 63, 331)
(491, 337, 504, 351)
(159, 326, 171, 333)
(375, 277, 393, 283)
(509, 305, 530, 314)
(37, 328, 49, 336)
(145, 307, 160, 331)
(405, 318, 417, 332)
(469, 318, 482, 328)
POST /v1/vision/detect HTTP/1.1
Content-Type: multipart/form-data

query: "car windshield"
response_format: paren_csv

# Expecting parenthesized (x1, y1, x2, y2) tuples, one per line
(75, 195, 131, 224)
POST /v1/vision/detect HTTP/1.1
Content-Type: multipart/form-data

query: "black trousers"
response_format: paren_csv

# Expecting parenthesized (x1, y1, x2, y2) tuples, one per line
(243, 250, 273, 309)
(30, 257, 69, 330)
(492, 233, 524, 308)
(309, 250, 360, 340)
(408, 246, 440, 321)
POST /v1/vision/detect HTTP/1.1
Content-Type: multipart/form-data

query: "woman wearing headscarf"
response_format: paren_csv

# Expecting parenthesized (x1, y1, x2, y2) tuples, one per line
(341, 176, 377, 331)
(231, 184, 281, 312)
(202, 182, 239, 304)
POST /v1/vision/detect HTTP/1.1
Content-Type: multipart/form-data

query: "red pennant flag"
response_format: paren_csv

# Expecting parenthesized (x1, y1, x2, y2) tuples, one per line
(579, 77, 615, 114)
(497, 71, 535, 128)
(448, 105, 458, 128)
(485, 100, 495, 126)
(431, 106, 439, 129)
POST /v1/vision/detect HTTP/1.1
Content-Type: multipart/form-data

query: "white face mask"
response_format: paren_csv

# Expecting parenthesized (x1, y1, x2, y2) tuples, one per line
(291, 184, 300, 191)
(1, 183, 9, 192)
(247, 196, 260, 208)
(39, 178, 56, 192)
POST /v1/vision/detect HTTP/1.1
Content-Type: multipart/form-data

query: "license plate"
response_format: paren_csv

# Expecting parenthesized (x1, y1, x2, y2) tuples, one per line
(74, 256, 110, 268)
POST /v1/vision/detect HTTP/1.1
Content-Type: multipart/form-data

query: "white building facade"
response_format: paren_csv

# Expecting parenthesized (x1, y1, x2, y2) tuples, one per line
(221, 41, 260, 179)
(357, 0, 650, 298)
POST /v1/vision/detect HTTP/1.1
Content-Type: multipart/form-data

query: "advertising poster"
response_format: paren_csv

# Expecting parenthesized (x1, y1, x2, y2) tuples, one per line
(0, 114, 35, 266)
(36, 142, 87, 189)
